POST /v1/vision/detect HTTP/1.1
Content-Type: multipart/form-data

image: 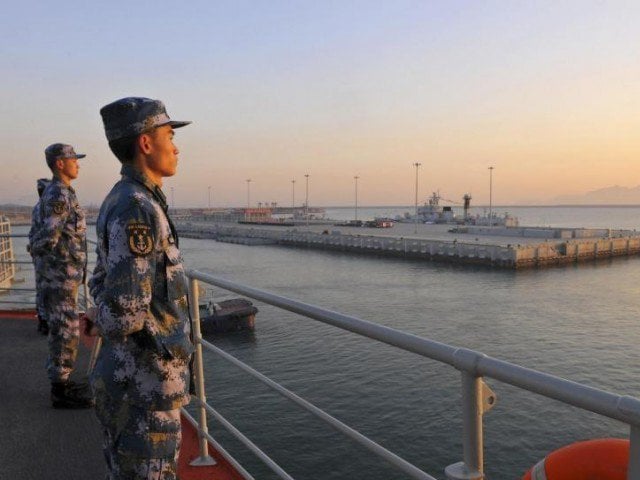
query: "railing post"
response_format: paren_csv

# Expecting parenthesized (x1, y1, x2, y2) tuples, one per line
(445, 372, 484, 480)
(188, 277, 217, 466)
(628, 424, 640, 480)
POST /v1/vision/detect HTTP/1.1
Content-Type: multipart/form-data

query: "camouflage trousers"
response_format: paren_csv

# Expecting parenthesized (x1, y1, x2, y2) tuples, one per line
(95, 392, 182, 480)
(40, 262, 82, 382)
(32, 257, 47, 323)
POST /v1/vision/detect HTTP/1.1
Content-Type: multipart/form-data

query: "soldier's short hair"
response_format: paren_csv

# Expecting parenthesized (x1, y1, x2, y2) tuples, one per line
(46, 156, 62, 172)
(107, 135, 138, 164)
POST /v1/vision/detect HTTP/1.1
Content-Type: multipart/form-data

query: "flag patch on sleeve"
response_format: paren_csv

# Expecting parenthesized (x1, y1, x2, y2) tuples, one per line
(49, 201, 65, 215)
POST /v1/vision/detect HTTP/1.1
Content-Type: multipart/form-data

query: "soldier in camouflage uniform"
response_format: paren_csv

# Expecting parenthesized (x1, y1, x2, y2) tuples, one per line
(89, 97, 194, 480)
(29, 143, 93, 409)
(28, 178, 52, 335)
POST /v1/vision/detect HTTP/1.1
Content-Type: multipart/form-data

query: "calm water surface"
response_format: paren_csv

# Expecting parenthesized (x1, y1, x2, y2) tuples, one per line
(7, 207, 640, 479)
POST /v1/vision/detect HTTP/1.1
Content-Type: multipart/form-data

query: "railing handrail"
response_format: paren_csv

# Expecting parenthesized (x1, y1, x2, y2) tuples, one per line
(199, 336, 437, 480)
(187, 269, 640, 427)
(186, 269, 640, 480)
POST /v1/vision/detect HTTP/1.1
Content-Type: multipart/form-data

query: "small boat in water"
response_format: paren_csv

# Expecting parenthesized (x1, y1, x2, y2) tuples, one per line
(199, 298, 258, 334)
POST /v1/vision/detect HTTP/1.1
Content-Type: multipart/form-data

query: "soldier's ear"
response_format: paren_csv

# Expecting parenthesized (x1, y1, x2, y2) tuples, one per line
(138, 133, 153, 155)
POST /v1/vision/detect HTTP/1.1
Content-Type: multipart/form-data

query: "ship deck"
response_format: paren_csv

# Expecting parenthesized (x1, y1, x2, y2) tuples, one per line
(0, 312, 105, 479)
(0, 311, 243, 480)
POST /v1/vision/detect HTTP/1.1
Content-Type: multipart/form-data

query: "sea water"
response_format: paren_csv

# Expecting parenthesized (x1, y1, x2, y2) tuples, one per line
(7, 206, 640, 479)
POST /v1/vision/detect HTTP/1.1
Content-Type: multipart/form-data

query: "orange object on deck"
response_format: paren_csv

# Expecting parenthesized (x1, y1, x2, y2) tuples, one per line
(522, 438, 629, 480)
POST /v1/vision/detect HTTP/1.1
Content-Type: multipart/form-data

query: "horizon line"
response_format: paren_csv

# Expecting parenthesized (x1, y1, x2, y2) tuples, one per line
(5, 203, 640, 210)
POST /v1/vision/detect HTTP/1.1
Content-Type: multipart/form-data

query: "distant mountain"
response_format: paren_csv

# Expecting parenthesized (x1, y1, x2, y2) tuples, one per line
(553, 186, 640, 205)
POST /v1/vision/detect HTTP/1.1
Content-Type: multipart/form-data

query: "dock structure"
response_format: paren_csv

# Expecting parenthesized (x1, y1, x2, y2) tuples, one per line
(177, 221, 640, 269)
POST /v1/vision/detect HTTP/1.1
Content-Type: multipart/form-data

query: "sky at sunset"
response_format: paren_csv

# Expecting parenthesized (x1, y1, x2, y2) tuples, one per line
(1, 1, 639, 208)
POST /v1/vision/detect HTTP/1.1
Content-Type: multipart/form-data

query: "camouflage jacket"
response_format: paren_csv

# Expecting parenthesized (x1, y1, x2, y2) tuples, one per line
(27, 178, 51, 257)
(89, 164, 193, 410)
(29, 177, 86, 269)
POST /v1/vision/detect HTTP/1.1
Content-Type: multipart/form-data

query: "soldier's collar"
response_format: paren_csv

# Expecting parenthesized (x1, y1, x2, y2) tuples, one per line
(121, 164, 168, 208)
(51, 176, 74, 193)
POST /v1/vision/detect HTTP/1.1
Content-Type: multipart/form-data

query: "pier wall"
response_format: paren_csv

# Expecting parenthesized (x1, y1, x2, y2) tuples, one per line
(177, 223, 640, 269)
(280, 230, 517, 267)
(461, 226, 634, 239)
(516, 237, 640, 266)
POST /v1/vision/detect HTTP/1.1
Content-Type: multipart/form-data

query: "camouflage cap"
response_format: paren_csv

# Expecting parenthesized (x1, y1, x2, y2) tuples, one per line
(100, 97, 191, 142)
(44, 143, 87, 164)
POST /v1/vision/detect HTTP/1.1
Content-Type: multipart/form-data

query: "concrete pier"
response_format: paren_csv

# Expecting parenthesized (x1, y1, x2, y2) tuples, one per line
(177, 221, 640, 269)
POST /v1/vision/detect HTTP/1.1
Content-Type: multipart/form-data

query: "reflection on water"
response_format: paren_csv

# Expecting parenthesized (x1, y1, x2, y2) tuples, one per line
(203, 329, 257, 346)
(7, 208, 640, 479)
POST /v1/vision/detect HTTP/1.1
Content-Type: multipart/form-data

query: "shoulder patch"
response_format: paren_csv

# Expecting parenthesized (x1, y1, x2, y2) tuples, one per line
(49, 201, 65, 215)
(127, 223, 154, 256)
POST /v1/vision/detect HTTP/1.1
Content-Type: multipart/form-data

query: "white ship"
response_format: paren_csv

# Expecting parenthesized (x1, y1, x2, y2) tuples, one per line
(397, 192, 519, 227)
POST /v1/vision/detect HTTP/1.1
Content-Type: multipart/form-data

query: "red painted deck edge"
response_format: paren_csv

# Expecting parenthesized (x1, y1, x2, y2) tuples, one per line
(179, 416, 245, 480)
(0, 309, 37, 319)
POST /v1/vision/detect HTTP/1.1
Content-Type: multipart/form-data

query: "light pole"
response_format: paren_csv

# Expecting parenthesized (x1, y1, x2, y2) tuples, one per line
(208, 186, 211, 209)
(304, 174, 310, 227)
(291, 179, 296, 209)
(488, 166, 494, 227)
(413, 162, 421, 234)
(354, 176, 359, 221)
(245, 179, 252, 222)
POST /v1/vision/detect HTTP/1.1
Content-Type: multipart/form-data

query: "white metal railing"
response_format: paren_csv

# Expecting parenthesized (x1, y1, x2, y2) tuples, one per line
(187, 273, 437, 480)
(0, 232, 32, 305)
(186, 269, 640, 480)
(0, 220, 16, 285)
